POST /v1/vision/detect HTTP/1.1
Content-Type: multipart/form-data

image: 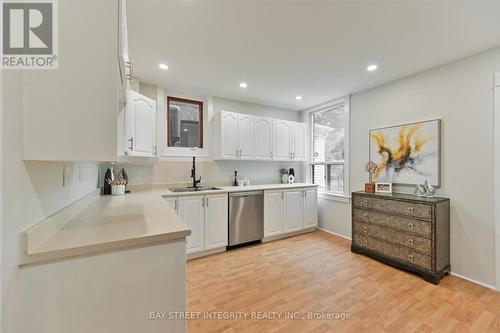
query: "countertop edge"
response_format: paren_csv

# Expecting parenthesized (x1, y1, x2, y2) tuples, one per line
(19, 229, 190, 266)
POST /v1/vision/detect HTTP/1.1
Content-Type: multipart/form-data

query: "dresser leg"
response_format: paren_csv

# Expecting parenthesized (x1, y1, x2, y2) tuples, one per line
(422, 273, 440, 285)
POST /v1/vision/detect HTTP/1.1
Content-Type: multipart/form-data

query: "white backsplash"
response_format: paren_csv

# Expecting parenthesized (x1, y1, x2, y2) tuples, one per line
(108, 160, 303, 187)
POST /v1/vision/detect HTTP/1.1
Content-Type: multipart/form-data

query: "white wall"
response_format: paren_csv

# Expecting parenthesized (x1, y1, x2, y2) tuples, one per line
(112, 95, 304, 186)
(318, 46, 500, 287)
(1, 72, 100, 332)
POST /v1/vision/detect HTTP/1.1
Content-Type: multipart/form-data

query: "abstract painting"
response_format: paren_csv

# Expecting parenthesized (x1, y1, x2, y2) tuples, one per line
(369, 119, 441, 186)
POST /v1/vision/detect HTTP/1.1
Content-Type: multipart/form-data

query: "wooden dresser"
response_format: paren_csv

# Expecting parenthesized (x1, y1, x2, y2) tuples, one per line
(351, 191, 450, 284)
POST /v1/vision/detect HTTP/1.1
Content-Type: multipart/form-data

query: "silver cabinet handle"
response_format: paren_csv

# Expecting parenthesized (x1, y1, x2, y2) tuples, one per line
(270, 151, 273, 159)
(408, 222, 414, 230)
(128, 137, 134, 151)
(363, 200, 368, 206)
(305, 190, 307, 197)
(202, 197, 205, 207)
(407, 207, 414, 214)
(363, 213, 368, 219)
(281, 191, 284, 199)
(363, 226, 368, 233)
(363, 240, 368, 246)
(125, 60, 133, 82)
(206, 197, 208, 207)
(174, 199, 178, 211)
(153, 146, 157, 156)
(293, 152, 295, 159)
(408, 255, 414, 262)
(408, 239, 414, 246)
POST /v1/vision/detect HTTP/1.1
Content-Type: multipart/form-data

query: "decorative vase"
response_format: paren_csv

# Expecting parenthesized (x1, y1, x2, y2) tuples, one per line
(281, 174, 288, 184)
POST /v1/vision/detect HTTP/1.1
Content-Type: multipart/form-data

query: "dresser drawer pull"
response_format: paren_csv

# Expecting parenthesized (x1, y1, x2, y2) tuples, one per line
(407, 239, 414, 246)
(363, 240, 368, 246)
(363, 200, 368, 206)
(407, 207, 414, 214)
(408, 255, 414, 262)
(363, 213, 368, 219)
(363, 226, 368, 233)
(408, 222, 414, 230)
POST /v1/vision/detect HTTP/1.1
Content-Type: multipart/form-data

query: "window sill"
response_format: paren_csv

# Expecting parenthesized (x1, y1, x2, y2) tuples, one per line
(317, 191, 351, 203)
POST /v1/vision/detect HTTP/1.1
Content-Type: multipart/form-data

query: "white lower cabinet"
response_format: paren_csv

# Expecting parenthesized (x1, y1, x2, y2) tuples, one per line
(177, 196, 204, 254)
(284, 189, 304, 232)
(172, 194, 228, 255)
(264, 187, 318, 238)
(264, 190, 284, 237)
(303, 188, 319, 228)
(204, 194, 229, 250)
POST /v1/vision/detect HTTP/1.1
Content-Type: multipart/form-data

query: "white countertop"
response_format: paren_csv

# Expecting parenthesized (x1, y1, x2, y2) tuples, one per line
(20, 182, 317, 266)
(161, 183, 318, 197)
(20, 189, 190, 266)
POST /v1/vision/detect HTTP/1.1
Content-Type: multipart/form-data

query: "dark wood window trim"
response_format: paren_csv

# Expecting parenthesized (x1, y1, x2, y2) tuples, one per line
(167, 96, 204, 148)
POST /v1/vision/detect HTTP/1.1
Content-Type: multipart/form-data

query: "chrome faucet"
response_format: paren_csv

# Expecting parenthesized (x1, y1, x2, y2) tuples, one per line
(190, 156, 201, 188)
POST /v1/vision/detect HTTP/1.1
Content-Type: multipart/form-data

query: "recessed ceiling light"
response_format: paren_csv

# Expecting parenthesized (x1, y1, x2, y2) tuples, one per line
(296, 95, 303, 100)
(239, 82, 248, 88)
(366, 64, 378, 72)
(159, 63, 168, 70)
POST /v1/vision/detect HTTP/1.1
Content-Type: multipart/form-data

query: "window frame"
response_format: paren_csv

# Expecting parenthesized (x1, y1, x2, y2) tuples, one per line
(157, 88, 209, 158)
(305, 96, 350, 201)
(166, 96, 204, 149)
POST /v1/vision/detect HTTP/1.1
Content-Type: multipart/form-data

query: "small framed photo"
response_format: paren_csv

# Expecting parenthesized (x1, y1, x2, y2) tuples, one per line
(375, 183, 393, 193)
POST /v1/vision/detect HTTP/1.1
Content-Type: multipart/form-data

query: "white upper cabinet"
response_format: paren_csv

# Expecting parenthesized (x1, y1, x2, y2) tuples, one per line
(291, 122, 306, 161)
(254, 117, 273, 160)
(126, 91, 156, 157)
(22, 0, 123, 161)
(204, 194, 229, 250)
(273, 120, 292, 161)
(220, 111, 239, 159)
(238, 114, 255, 159)
(215, 111, 305, 162)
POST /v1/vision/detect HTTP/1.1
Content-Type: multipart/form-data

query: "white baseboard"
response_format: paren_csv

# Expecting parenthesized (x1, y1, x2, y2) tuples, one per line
(317, 227, 352, 240)
(450, 272, 496, 291)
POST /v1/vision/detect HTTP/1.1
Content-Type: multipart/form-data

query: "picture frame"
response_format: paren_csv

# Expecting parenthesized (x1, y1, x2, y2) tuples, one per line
(369, 119, 441, 187)
(375, 183, 393, 193)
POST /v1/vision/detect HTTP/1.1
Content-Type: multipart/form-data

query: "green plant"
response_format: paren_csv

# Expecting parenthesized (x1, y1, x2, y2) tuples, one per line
(280, 168, 288, 175)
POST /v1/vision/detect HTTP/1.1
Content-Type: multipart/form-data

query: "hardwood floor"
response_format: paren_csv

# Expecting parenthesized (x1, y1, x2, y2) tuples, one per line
(187, 230, 500, 332)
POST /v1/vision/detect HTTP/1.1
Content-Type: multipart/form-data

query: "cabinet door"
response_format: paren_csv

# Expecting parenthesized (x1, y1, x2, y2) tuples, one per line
(204, 194, 229, 250)
(127, 91, 156, 156)
(303, 189, 318, 228)
(284, 189, 303, 232)
(273, 120, 292, 161)
(164, 197, 178, 213)
(178, 196, 204, 254)
(264, 190, 284, 237)
(220, 111, 239, 159)
(291, 122, 306, 161)
(238, 114, 254, 159)
(254, 117, 273, 160)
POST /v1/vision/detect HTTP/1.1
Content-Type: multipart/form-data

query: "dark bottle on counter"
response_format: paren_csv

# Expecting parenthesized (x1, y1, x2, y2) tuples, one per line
(103, 168, 114, 195)
(233, 171, 238, 186)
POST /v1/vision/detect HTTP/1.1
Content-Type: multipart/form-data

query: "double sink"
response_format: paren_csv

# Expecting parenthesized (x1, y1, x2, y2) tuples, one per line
(168, 186, 222, 193)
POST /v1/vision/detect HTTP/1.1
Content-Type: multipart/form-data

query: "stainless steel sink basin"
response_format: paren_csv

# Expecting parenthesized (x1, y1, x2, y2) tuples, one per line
(168, 186, 221, 193)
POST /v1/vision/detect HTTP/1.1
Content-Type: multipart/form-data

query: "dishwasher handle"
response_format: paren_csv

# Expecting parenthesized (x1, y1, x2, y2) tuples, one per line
(229, 191, 264, 197)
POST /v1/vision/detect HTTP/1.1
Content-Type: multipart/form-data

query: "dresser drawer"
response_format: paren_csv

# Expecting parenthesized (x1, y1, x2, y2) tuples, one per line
(354, 221, 432, 255)
(372, 197, 432, 220)
(353, 208, 432, 238)
(353, 195, 374, 209)
(353, 234, 432, 271)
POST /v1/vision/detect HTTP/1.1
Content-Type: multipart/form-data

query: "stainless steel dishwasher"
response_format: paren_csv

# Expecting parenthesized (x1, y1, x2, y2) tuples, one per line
(228, 191, 264, 248)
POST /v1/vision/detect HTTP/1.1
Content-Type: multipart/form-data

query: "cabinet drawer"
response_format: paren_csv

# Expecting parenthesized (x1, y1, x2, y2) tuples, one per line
(353, 208, 432, 238)
(354, 221, 431, 255)
(353, 234, 432, 271)
(372, 198, 432, 220)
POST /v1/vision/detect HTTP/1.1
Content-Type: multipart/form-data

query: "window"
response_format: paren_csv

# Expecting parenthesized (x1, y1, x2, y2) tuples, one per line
(167, 97, 203, 148)
(310, 100, 349, 195)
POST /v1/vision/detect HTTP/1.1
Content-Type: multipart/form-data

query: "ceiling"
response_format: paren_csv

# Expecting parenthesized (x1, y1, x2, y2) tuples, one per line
(127, 0, 500, 111)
